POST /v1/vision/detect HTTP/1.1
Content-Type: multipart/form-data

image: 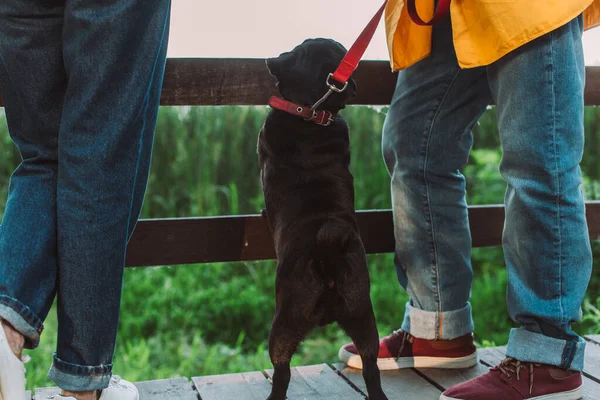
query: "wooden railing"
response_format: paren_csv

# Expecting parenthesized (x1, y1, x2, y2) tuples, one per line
(2, 60, 600, 267)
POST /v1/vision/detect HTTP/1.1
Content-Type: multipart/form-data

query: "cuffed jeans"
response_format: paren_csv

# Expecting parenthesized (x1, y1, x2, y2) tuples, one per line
(0, 0, 171, 391)
(382, 13, 592, 371)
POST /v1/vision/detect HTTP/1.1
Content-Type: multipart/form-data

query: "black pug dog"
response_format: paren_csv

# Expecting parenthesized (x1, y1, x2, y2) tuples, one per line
(258, 38, 388, 400)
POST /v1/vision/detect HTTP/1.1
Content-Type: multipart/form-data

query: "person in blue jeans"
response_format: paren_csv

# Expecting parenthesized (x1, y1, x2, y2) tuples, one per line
(0, 1, 171, 399)
(339, 8, 595, 400)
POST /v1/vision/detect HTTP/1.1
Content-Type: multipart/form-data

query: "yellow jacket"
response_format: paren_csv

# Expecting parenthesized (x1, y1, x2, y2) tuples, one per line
(385, 0, 600, 71)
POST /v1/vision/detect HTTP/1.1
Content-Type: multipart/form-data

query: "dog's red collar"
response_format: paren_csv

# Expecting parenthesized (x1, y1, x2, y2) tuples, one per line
(268, 96, 336, 127)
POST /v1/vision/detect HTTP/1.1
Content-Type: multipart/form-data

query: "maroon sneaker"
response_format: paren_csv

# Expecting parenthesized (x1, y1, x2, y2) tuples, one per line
(440, 357, 583, 400)
(338, 330, 478, 370)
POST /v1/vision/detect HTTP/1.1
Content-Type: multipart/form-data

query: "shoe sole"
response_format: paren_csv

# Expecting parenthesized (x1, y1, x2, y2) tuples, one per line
(338, 347, 479, 370)
(439, 384, 583, 400)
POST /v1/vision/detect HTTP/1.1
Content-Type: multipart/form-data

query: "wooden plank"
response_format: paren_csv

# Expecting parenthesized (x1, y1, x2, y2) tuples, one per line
(477, 346, 508, 366)
(415, 356, 491, 390)
(163, 61, 599, 106)
(125, 202, 600, 267)
(479, 346, 600, 400)
(587, 335, 600, 345)
(587, 65, 600, 106)
(192, 371, 272, 400)
(1, 61, 598, 107)
(34, 379, 197, 400)
(135, 378, 198, 399)
(159, 59, 396, 107)
(264, 364, 363, 400)
(583, 339, 600, 382)
(332, 363, 441, 400)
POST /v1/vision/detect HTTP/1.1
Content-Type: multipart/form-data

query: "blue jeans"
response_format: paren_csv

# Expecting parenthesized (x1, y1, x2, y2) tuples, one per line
(0, 0, 170, 391)
(382, 14, 592, 371)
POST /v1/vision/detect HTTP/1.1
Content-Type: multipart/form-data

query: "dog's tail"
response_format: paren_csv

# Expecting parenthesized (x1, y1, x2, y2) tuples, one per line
(311, 219, 364, 326)
(312, 219, 356, 287)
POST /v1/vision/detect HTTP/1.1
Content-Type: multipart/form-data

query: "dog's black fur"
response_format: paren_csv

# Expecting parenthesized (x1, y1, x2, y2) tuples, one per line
(258, 38, 387, 400)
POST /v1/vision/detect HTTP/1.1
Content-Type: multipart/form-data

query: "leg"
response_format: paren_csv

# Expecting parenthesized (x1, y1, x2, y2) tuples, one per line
(382, 12, 490, 339)
(47, 0, 171, 391)
(488, 15, 592, 371)
(267, 304, 312, 400)
(339, 306, 387, 400)
(0, 0, 66, 348)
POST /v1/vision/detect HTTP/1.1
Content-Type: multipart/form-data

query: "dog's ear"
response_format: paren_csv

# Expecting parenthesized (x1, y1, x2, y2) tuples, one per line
(266, 51, 295, 82)
(346, 76, 357, 100)
(336, 76, 357, 109)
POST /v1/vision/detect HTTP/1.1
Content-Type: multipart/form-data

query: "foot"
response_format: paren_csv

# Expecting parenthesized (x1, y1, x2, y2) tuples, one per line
(58, 376, 139, 400)
(440, 357, 583, 400)
(0, 319, 28, 400)
(339, 330, 478, 370)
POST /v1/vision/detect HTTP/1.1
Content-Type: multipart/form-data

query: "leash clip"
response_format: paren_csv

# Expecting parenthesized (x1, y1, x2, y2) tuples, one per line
(311, 73, 349, 111)
(326, 73, 348, 93)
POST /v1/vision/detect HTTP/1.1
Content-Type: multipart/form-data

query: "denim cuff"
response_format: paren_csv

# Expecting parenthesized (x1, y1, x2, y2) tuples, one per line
(48, 354, 113, 391)
(401, 301, 474, 340)
(0, 294, 43, 348)
(506, 328, 586, 371)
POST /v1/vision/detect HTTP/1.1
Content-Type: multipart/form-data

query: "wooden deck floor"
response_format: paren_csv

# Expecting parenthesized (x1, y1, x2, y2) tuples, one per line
(32, 335, 600, 399)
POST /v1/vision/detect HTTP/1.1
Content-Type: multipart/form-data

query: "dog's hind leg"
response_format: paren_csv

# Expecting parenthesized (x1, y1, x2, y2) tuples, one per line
(339, 306, 388, 400)
(267, 308, 311, 400)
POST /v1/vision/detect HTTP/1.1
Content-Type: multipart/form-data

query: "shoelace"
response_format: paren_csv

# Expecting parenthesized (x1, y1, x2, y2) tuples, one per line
(496, 357, 541, 394)
(392, 330, 414, 359)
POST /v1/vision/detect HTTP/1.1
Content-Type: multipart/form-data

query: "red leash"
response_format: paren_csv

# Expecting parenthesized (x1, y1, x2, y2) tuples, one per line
(307, 0, 389, 112)
(329, 0, 389, 89)
(270, 0, 451, 126)
(329, 0, 451, 89)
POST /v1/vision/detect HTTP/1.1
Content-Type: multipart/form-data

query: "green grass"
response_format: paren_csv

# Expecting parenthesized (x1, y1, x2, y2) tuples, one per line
(0, 106, 598, 389)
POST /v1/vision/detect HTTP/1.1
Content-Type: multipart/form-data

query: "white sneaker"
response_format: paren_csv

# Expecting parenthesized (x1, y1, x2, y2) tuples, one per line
(0, 320, 28, 400)
(57, 375, 139, 400)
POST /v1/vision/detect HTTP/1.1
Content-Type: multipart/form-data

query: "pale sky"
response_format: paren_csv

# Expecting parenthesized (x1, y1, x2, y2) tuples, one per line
(167, 1, 600, 65)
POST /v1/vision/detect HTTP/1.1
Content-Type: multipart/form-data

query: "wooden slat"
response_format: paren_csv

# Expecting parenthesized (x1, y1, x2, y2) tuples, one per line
(160, 59, 396, 107)
(476, 346, 510, 366)
(160, 61, 600, 106)
(135, 378, 198, 399)
(125, 209, 395, 267)
(192, 371, 272, 400)
(125, 201, 600, 267)
(587, 335, 600, 345)
(1, 61, 599, 107)
(415, 358, 491, 391)
(582, 339, 600, 382)
(587, 65, 600, 105)
(332, 363, 441, 400)
(264, 364, 363, 400)
(479, 346, 600, 400)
